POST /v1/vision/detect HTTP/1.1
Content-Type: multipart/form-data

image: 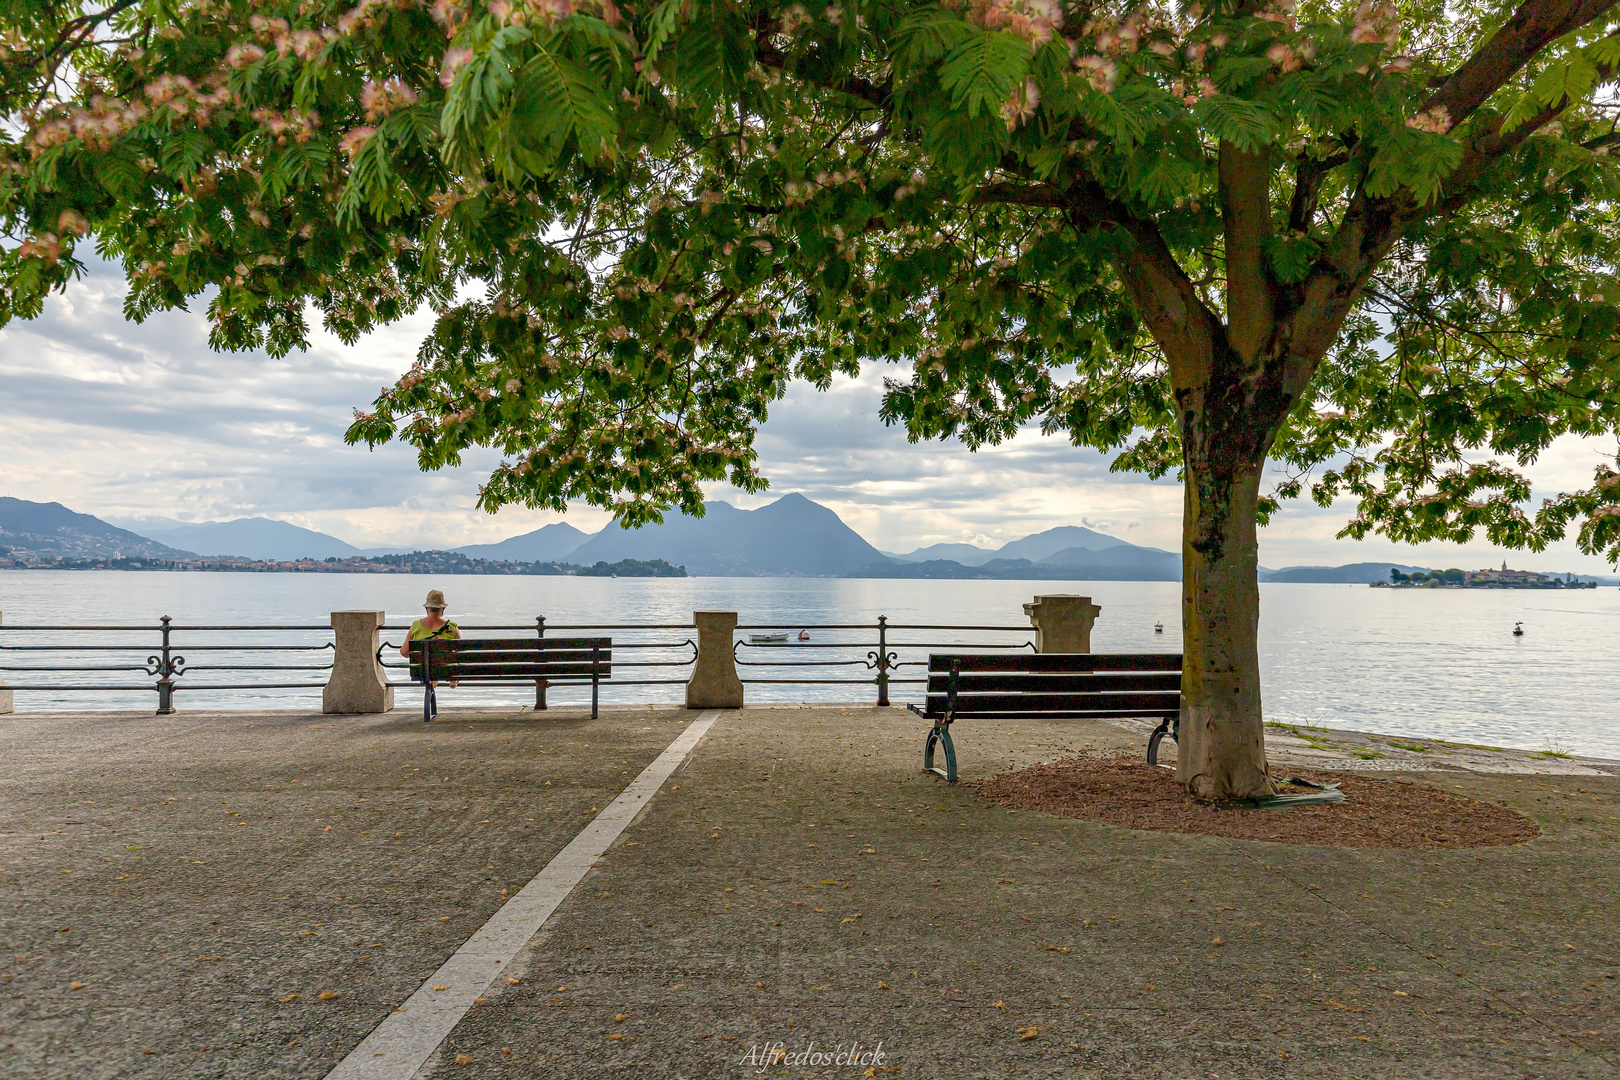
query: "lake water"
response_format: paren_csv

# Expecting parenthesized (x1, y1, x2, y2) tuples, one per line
(1, 572, 1616, 759)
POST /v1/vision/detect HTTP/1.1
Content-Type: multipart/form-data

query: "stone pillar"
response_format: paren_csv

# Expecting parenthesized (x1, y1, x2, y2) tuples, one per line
(686, 610, 743, 709)
(1022, 595, 1101, 653)
(323, 610, 393, 714)
(0, 611, 12, 715)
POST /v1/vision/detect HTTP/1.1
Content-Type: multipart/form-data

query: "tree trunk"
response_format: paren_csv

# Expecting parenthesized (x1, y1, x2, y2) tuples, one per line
(1175, 431, 1272, 801)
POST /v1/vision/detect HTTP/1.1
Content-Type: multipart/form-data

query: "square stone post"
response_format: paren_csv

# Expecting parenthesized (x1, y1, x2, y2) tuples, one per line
(1022, 595, 1101, 653)
(323, 610, 394, 714)
(686, 610, 743, 709)
(0, 611, 12, 714)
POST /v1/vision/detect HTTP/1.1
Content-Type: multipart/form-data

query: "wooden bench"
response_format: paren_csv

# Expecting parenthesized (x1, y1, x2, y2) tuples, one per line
(909, 653, 1182, 782)
(408, 636, 612, 722)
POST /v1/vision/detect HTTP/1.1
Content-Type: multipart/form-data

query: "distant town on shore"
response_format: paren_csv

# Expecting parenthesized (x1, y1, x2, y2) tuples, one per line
(0, 494, 1612, 584)
(1375, 564, 1598, 589)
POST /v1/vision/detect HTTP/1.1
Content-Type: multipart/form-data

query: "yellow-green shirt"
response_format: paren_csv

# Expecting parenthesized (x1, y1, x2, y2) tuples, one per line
(409, 619, 459, 641)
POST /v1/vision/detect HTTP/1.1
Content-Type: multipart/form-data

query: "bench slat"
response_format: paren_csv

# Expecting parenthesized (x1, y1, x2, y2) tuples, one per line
(921, 706, 1179, 720)
(927, 652, 1181, 673)
(427, 662, 613, 679)
(409, 638, 611, 683)
(926, 671, 1180, 694)
(924, 690, 1180, 715)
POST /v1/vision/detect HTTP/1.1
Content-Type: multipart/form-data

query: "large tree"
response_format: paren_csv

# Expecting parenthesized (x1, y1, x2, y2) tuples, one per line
(4, 0, 1619, 797)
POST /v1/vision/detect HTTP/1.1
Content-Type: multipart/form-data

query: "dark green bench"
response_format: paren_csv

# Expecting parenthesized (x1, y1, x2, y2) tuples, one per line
(909, 652, 1182, 782)
(408, 636, 611, 722)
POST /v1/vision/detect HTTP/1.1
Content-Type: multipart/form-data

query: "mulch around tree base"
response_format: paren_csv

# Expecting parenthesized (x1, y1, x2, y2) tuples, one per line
(971, 752, 1540, 850)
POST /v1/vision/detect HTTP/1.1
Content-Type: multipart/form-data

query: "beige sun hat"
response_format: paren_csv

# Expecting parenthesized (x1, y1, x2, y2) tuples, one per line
(424, 589, 447, 611)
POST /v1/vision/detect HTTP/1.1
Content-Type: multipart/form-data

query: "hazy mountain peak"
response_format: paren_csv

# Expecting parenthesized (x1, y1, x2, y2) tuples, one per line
(0, 497, 194, 560)
(455, 521, 590, 563)
(566, 492, 882, 575)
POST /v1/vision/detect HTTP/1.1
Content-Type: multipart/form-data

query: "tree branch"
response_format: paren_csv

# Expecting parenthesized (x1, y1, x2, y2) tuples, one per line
(1426, 0, 1620, 126)
(1219, 140, 1274, 363)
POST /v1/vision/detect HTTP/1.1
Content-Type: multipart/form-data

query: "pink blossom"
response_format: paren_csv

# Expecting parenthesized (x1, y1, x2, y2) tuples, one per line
(439, 46, 473, 88)
(225, 43, 267, 68)
(143, 74, 194, 104)
(18, 233, 62, 265)
(361, 77, 419, 121)
(289, 29, 327, 61)
(532, 0, 577, 22)
(56, 210, 89, 237)
(339, 126, 377, 157)
(1000, 78, 1041, 130)
(1266, 43, 1301, 72)
(431, 0, 470, 35)
(1406, 106, 1450, 134)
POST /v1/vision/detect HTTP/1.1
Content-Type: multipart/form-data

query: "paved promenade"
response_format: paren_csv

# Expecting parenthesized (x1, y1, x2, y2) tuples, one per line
(2, 704, 1618, 1078)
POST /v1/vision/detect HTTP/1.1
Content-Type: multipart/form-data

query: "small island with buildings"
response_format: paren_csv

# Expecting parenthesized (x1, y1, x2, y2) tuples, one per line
(1375, 562, 1600, 588)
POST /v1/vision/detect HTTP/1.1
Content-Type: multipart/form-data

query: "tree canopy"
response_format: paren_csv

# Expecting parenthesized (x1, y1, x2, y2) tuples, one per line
(9, 0, 1620, 797)
(3, 0, 1617, 554)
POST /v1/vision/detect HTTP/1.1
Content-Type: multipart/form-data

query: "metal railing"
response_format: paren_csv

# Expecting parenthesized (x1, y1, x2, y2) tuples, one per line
(0, 614, 1038, 712)
(733, 617, 1036, 706)
(377, 618, 697, 709)
(0, 617, 334, 712)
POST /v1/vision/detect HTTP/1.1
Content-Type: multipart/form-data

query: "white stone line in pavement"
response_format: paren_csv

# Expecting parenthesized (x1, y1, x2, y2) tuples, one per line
(325, 712, 722, 1080)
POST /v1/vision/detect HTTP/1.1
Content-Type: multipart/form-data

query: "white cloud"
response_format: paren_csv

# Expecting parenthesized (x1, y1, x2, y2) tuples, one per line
(1, 258, 1614, 572)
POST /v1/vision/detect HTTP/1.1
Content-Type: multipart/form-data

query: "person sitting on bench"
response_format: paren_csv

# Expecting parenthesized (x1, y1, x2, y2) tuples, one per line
(402, 588, 460, 720)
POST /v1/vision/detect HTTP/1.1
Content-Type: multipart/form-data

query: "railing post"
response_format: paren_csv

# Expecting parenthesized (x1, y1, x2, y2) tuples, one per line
(875, 615, 891, 707)
(591, 641, 600, 720)
(685, 611, 743, 709)
(0, 611, 12, 715)
(155, 615, 176, 715)
(1022, 595, 1101, 653)
(534, 616, 548, 710)
(323, 610, 393, 714)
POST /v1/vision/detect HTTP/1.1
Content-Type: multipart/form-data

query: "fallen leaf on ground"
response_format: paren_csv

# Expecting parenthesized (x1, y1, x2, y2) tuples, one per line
(69, 981, 85, 990)
(197, 956, 222, 962)
(319, 991, 338, 1001)
(1017, 1026, 1039, 1041)
(992, 1000, 1004, 1008)
(279, 992, 299, 1003)
(614, 1014, 628, 1022)
(434, 985, 450, 991)
(454, 1053, 473, 1065)
(506, 977, 521, 985)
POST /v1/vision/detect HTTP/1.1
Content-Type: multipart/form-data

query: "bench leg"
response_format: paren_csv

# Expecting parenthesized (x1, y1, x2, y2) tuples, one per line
(924, 720, 958, 783)
(424, 683, 438, 723)
(1147, 717, 1176, 766)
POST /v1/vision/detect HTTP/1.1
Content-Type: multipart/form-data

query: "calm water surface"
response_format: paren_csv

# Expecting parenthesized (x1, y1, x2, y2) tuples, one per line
(0, 572, 1615, 757)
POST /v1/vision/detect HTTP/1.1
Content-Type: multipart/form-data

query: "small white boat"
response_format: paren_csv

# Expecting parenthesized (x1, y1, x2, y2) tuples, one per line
(1512, 621, 1524, 636)
(798, 630, 811, 641)
(1154, 621, 1164, 634)
(749, 632, 789, 644)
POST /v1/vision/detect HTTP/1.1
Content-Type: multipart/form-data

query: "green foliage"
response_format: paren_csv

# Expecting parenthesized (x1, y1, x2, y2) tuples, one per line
(0, 0, 1616, 566)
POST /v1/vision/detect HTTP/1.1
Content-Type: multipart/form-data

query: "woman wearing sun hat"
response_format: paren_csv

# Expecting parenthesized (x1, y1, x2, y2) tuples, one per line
(401, 589, 460, 720)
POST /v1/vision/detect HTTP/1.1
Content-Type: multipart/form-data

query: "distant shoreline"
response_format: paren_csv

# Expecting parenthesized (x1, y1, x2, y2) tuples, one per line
(1, 564, 1611, 584)
(0, 554, 688, 578)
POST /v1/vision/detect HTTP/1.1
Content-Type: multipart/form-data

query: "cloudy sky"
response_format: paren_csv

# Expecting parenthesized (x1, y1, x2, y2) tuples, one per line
(2, 257, 1616, 572)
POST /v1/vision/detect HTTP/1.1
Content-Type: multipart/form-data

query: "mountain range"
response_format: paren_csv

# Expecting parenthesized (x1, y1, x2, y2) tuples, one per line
(108, 515, 374, 561)
(7, 495, 1611, 583)
(1, 499, 195, 561)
